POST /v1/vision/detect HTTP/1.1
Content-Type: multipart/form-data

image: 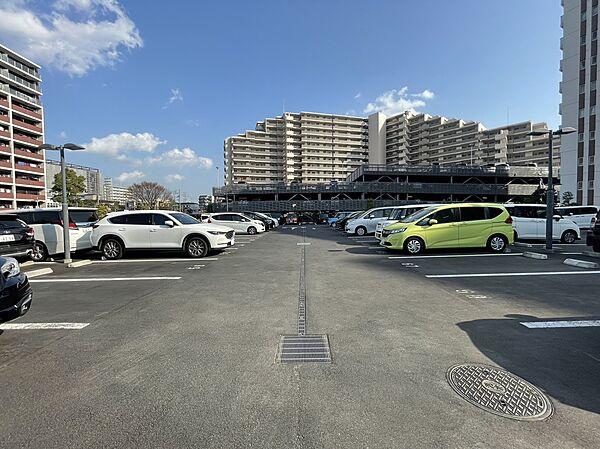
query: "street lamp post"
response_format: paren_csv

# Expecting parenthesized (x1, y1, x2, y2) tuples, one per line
(38, 143, 85, 263)
(526, 127, 576, 251)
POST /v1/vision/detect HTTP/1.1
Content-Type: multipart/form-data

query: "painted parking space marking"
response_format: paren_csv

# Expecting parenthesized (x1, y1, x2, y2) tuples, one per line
(30, 276, 182, 283)
(0, 322, 89, 330)
(520, 320, 600, 329)
(94, 258, 218, 263)
(187, 265, 205, 270)
(426, 271, 600, 278)
(389, 253, 523, 260)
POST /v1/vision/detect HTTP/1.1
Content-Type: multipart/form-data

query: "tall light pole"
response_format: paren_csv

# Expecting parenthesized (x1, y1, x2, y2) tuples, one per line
(526, 127, 576, 250)
(38, 143, 85, 263)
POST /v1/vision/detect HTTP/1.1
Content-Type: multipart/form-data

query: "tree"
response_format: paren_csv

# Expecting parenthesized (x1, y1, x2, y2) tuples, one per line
(51, 168, 86, 206)
(562, 191, 574, 206)
(128, 181, 173, 209)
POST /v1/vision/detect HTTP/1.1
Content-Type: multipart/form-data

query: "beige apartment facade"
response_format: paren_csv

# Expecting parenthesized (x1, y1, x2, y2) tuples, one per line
(225, 110, 558, 185)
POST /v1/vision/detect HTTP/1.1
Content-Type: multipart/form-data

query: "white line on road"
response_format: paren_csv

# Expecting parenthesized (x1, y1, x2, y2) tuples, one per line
(30, 276, 182, 283)
(0, 322, 89, 330)
(426, 271, 600, 278)
(94, 258, 218, 263)
(389, 253, 523, 259)
(521, 320, 600, 329)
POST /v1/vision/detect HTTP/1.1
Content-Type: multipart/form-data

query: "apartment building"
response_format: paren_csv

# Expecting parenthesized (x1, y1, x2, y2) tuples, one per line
(102, 177, 131, 205)
(0, 43, 45, 208)
(560, 0, 600, 205)
(225, 109, 558, 185)
(45, 160, 102, 200)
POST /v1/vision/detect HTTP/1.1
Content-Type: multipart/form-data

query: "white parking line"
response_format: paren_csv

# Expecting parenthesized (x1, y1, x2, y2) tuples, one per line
(30, 276, 182, 283)
(0, 322, 89, 330)
(94, 258, 218, 263)
(521, 320, 600, 329)
(426, 271, 600, 278)
(389, 253, 523, 259)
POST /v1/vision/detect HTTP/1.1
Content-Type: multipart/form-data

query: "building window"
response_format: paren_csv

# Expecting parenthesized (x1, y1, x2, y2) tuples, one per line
(590, 180, 595, 189)
(593, 55, 598, 65)
(582, 35, 587, 45)
(591, 155, 596, 164)
(592, 105, 597, 115)
(582, 11, 588, 21)
(578, 181, 583, 189)
(580, 84, 586, 94)
(579, 156, 584, 165)
(594, 5, 599, 15)
(594, 30, 598, 40)
(591, 131, 596, 140)
(579, 132, 585, 141)
(581, 60, 586, 69)
(592, 80, 597, 91)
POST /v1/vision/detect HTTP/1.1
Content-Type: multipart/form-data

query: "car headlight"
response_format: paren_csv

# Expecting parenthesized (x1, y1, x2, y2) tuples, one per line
(207, 231, 227, 235)
(1, 257, 20, 278)
(389, 228, 407, 234)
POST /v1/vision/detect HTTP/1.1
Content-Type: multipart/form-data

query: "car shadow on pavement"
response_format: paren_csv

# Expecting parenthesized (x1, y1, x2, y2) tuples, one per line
(457, 314, 600, 415)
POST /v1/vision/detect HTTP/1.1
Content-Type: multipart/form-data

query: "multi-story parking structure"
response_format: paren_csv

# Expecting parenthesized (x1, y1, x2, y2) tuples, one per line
(0, 43, 45, 209)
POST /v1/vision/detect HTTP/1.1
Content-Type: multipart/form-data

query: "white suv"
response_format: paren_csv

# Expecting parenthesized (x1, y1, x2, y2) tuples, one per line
(205, 213, 265, 234)
(345, 206, 402, 236)
(504, 204, 581, 243)
(91, 210, 234, 259)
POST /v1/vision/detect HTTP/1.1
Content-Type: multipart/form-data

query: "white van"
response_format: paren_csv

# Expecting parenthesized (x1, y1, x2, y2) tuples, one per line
(346, 206, 405, 236)
(12, 207, 97, 261)
(374, 204, 438, 240)
(556, 205, 598, 230)
(503, 204, 580, 243)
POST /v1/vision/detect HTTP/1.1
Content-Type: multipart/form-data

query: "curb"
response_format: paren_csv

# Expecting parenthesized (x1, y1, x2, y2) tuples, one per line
(522, 252, 548, 260)
(582, 250, 600, 259)
(26, 268, 53, 278)
(514, 242, 533, 248)
(67, 259, 93, 268)
(563, 258, 599, 269)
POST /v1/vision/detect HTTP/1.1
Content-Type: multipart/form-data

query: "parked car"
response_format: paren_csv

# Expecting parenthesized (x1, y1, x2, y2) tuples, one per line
(91, 210, 235, 260)
(375, 204, 438, 240)
(253, 211, 279, 228)
(380, 203, 514, 254)
(585, 209, 600, 252)
(243, 211, 277, 229)
(335, 211, 363, 230)
(328, 211, 353, 227)
(556, 205, 598, 230)
(346, 206, 407, 236)
(12, 207, 95, 262)
(0, 214, 34, 258)
(205, 212, 265, 234)
(0, 256, 33, 323)
(503, 204, 580, 243)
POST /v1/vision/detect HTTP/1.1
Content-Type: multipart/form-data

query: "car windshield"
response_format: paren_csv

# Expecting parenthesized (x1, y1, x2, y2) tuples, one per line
(170, 213, 200, 225)
(398, 207, 436, 223)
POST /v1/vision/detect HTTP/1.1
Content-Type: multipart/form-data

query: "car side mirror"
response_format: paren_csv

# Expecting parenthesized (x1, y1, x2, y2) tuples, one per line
(164, 220, 175, 227)
(428, 218, 438, 226)
(553, 215, 562, 221)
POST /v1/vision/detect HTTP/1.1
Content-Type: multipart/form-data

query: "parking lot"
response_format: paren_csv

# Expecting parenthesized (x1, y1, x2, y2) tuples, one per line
(1, 226, 599, 448)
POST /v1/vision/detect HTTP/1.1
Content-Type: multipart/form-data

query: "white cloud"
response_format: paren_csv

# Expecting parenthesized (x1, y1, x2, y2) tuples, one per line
(58, 130, 67, 139)
(0, 0, 142, 76)
(85, 132, 165, 160)
(116, 170, 144, 183)
(364, 87, 434, 116)
(149, 147, 213, 169)
(163, 88, 183, 108)
(185, 119, 200, 127)
(354, 92, 361, 99)
(165, 173, 185, 183)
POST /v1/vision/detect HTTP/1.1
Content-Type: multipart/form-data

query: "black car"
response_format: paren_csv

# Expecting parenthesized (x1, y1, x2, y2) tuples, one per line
(243, 211, 273, 230)
(585, 210, 600, 252)
(0, 256, 33, 323)
(0, 214, 34, 258)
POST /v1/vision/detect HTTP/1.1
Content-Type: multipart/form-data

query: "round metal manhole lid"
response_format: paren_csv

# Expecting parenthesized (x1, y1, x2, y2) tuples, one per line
(446, 364, 553, 421)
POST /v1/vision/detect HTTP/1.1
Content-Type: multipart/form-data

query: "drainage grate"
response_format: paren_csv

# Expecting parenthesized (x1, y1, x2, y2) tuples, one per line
(277, 334, 332, 363)
(446, 364, 553, 421)
(298, 246, 306, 335)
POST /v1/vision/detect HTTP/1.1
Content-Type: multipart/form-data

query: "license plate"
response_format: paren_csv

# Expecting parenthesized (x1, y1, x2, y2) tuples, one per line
(0, 234, 15, 242)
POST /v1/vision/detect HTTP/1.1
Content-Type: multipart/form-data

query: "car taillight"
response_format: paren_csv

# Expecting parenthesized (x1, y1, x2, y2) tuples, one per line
(26, 227, 34, 236)
(60, 219, 78, 229)
(505, 216, 513, 224)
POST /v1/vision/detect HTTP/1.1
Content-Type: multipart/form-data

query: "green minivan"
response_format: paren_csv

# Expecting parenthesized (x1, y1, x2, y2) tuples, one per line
(379, 203, 514, 254)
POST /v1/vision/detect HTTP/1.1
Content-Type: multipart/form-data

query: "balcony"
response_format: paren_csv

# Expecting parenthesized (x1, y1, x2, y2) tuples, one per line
(13, 134, 42, 147)
(0, 98, 8, 109)
(0, 130, 9, 139)
(14, 164, 43, 173)
(0, 192, 12, 200)
(0, 175, 12, 184)
(16, 193, 44, 201)
(11, 103, 42, 120)
(0, 160, 11, 169)
(0, 114, 8, 124)
(14, 178, 44, 187)
(14, 148, 43, 160)
(12, 119, 42, 134)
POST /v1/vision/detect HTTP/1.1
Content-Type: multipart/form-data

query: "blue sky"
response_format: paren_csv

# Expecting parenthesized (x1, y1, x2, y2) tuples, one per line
(0, 0, 563, 198)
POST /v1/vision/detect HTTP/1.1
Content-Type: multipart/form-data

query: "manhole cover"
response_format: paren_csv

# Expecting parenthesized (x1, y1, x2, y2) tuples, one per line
(446, 364, 553, 421)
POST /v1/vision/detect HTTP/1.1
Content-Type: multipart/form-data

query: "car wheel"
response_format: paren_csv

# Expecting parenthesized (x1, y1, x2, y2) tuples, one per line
(186, 236, 208, 258)
(247, 226, 257, 235)
(355, 226, 367, 236)
(513, 230, 518, 241)
(101, 238, 124, 260)
(487, 234, 508, 253)
(404, 237, 425, 255)
(561, 230, 577, 244)
(31, 241, 48, 262)
(593, 241, 600, 252)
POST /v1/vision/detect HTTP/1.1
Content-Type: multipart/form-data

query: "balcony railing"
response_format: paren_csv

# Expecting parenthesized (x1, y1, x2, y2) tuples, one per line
(0, 53, 40, 78)
(0, 191, 13, 200)
(12, 119, 42, 134)
(14, 164, 43, 173)
(13, 134, 42, 147)
(14, 178, 44, 187)
(16, 193, 44, 201)
(0, 175, 13, 184)
(11, 103, 42, 120)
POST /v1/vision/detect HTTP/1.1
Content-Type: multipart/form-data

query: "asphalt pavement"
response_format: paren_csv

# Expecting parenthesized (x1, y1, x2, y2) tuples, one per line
(0, 227, 599, 448)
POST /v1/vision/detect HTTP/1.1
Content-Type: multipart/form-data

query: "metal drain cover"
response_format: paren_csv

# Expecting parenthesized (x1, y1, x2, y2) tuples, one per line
(277, 334, 332, 363)
(446, 364, 553, 421)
